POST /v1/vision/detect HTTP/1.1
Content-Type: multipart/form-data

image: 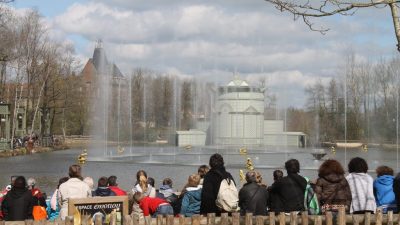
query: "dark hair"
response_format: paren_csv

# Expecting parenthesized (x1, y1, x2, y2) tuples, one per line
(147, 177, 155, 187)
(108, 175, 117, 186)
(245, 171, 257, 183)
(136, 170, 147, 181)
(162, 178, 173, 187)
(13, 176, 27, 189)
(376, 165, 394, 177)
(98, 176, 108, 187)
(58, 177, 69, 189)
(209, 153, 224, 168)
(285, 159, 300, 174)
(348, 157, 368, 173)
(318, 159, 345, 177)
(69, 165, 82, 178)
(273, 170, 284, 181)
(198, 165, 210, 178)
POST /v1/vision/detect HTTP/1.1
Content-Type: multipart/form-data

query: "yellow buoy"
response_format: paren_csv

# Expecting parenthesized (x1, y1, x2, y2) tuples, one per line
(246, 158, 254, 171)
(239, 147, 247, 155)
(239, 169, 245, 182)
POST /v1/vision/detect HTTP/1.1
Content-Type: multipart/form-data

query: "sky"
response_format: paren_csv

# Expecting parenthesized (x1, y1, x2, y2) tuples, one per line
(8, 0, 399, 107)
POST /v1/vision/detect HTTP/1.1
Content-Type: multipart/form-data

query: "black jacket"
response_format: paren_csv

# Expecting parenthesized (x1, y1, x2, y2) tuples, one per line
(393, 173, 400, 209)
(92, 187, 116, 197)
(200, 166, 234, 215)
(239, 182, 269, 215)
(1, 188, 34, 221)
(269, 173, 307, 212)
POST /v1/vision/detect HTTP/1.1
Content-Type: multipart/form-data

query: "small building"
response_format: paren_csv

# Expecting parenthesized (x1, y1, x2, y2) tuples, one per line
(0, 103, 11, 150)
(263, 120, 306, 147)
(176, 130, 206, 147)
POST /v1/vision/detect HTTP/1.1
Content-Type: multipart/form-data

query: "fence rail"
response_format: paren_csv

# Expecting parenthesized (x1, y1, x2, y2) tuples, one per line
(1, 208, 397, 225)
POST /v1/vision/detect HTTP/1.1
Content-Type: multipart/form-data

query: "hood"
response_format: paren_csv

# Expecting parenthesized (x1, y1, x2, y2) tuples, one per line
(185, 188, 202, 201)
(376, 175, 394, 186)
(322, 173, 345, 183)
(94, 187, 113, 196)
(160, 185, 172, 191)
(9, 188, 29, 199)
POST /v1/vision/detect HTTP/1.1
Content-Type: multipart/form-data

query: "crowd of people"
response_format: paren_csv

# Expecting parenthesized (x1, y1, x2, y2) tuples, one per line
(1, 153, 400, 221)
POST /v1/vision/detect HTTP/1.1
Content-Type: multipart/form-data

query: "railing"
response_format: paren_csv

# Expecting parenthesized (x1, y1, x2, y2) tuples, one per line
(1, 208, 397, 225)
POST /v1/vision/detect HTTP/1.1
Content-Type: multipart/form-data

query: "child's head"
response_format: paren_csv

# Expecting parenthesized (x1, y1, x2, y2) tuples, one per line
(133, 192, 145, 203)
(187, 174, 200, 187)
(162, 178, 173, 187)
(197, 165, 210, 178)
(273, 170, 283, 181)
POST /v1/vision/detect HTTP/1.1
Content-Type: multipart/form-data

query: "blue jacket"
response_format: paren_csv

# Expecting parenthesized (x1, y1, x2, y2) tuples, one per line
(374, 175, 396, 206)
(180, 187, 201, 217)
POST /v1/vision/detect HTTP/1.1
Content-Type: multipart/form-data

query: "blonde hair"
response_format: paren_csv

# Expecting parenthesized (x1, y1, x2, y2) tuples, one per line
(187, 174, 200, 187)
(139, 175, 148, 193)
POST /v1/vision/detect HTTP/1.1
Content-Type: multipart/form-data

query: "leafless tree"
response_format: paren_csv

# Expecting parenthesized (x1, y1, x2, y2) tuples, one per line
(265, 0, 400, 51)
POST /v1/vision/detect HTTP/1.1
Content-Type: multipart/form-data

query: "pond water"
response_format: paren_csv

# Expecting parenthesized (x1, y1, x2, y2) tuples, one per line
(0, 146, 397, 196)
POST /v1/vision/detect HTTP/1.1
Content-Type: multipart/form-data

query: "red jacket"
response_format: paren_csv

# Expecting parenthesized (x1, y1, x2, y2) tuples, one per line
(139, 196, 169, 216)
(109, 186, 127, 196)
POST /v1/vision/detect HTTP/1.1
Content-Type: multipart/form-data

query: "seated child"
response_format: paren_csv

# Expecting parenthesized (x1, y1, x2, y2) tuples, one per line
(133, 192, 174, 217)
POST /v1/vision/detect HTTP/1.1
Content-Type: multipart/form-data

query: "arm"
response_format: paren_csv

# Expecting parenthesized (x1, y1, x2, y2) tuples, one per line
(140, 199, 150, 216)
(314, 179, 323, 203)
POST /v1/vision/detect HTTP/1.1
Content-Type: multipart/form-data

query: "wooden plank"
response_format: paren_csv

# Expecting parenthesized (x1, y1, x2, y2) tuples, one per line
(279, 213, 285, 225)
(269, 212, 276, 225)
(245, 213, 253, 225)
(232, 213, 240, 225)
(388, 211, 394, 225)
(157, 215, 164, 225)
(144, 216, 152, 225)
(352, 215, 362, 225)
(124, 215, 133, 225)
(94, 214, 102, 225)
(325, 212, 332, 225)
(314, 216, 322, 225)
(25, 220, 34, 225)
(256, 216, 264, 225)
(166, 215, 174, 225)
(191, 215, 201, 225)
(110, 212, 117, 225)
(220, 213, 229, 225)
(375, 209, 382, 225)
(290, 212, 297, 225)
(179, 215, 186, 225)
(207, 213, 216, 225)
(301, 212, 308, 225)
(132, 214, 139, 225)
(337, 208, 345, 225)
(64, 216, 74, 225)
(81, 214, 91, 225)
(0, 220, 4, 225)
(4, 222, 25, 225)
(364, 212, 371, 225)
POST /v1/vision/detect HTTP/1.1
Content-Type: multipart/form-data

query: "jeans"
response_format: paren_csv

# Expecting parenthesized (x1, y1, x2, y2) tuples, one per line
(153, 204, 174, 217)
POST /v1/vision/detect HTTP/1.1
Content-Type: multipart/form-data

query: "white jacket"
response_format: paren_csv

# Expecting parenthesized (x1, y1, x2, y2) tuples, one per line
(58, 178, 92, 220)
(346, 173, 376, 213)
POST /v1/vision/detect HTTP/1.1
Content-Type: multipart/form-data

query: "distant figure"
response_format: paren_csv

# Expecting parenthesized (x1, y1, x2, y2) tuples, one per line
(108, 176, 127, 196)
(1, 176, 34, 221)
(47, 177, 69, 221)
(374, 166, 397, 213)
(269, 159, 307, 212)
(59, 165, 92, 220)
(346, 157, 376, 214)
(93, 177, 116, 197)
(239, 171, 269, 216)
(267, 170, 284, 211)
(200, 153, 236, 215)
(27, 178, 47, 208)
(180, 174, 202, 217)
(197, 165, 210, 187)
(314, 159, 352, 213)
(133, 192, 174, 217)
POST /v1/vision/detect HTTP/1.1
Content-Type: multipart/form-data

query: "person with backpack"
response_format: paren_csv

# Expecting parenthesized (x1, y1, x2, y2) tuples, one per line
(200, 153, 238, 215)
(239, 171, 269, 216)
(269, 159, 307, 213)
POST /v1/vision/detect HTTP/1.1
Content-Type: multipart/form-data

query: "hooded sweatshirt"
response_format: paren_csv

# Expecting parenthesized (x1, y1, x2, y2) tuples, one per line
(315, 173, 352, 210)
(1, 188, 34, 221)
(180, 186, 202, 216)
(159, 185, 174, 198)
(346, 173, 376, 213)
(374, 175, 396, 206)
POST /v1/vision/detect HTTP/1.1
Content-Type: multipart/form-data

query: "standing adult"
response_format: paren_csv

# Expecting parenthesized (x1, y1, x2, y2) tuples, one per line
(346, 157, 376, 214)
(374, 166, 397, 213)
(239, 171, 269, 216)
(58, 165, 92, 220)
(1, 176, 34, 221)
(200, 153, 235, 215)
(269, 159, 307, 212)
(314, 159, 352, 212)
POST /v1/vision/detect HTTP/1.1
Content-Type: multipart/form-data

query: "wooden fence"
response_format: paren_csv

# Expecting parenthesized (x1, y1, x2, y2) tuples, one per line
(1, 208, 398, 225)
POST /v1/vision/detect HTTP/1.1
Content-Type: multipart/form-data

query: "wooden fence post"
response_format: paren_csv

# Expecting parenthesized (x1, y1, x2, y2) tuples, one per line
(325, 212, 333, 225)
(25, 219, 34, 225)
(352, 214, 362, 225)
(132, 214, 139, 225)
(0, 221, 4, 225)
(290, 212, 297, 225)
(191, 215, 201, 225)
(337, 208, 345, 225)
(269, 212, 276, 225)
(279, 212, 285, 225)
(232, 213, 240, 225)
(157, 215, 164, 225)
(166, 215, 174, 225)
(256, 216, 264, 225)
(207, 213, 216, 225)
(220, 213, 229, 225)
(81, 215, 91, 225)
(301, 212, 308, 225)
(375, 209, 382, 225)
(245, 213, 253, 225)
(314, 216, 322, 225)
(65, 216, 74, 225)
(388, 211, 394, 225)
(109, 212, 117, 225)
(123, 215, 133, 225)
(179, 215, 186, 225)
(144, 216, 152, 225)
(364, 212, 371, 225)
(94, 214, 102, 225)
